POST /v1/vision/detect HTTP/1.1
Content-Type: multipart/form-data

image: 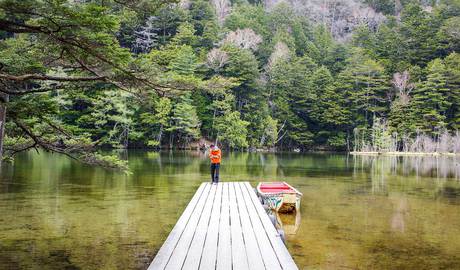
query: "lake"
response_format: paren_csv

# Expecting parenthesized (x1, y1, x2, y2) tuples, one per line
(1, 151, 460, 269)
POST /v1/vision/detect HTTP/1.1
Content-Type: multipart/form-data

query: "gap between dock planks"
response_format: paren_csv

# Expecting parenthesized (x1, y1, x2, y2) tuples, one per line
(147, 182, 299, 270)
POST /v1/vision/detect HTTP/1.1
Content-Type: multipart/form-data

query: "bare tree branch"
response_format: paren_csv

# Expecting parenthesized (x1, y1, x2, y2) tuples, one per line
(221, 28, 263, 51)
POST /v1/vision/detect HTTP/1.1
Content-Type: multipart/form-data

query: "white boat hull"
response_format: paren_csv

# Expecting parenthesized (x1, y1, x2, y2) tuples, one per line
(257, 182, 302, 213)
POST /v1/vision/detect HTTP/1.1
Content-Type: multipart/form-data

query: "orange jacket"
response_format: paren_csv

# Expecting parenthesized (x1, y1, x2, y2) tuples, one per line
(209, 148, 221, 164)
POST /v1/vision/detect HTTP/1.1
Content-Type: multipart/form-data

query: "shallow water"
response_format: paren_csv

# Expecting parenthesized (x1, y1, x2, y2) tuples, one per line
(0, 151, 460, 269)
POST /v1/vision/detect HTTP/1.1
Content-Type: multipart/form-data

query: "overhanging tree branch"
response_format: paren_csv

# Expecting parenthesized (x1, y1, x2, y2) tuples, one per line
(13, 119, 81, 160)
(10, 118, 127, 170)
(0, 17, 199, 96)
(0, 73, 106, 82)
(5, 141, 38, 158)
(0, 19, 44, 33)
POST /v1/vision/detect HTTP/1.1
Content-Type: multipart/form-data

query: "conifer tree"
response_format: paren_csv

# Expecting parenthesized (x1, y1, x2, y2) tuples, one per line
(388, 71, 417, 137)
(139, 97, 172, 147)
(168, 45, 197, 76)
(311, 66, 351, 129)
(444, 53, 460, 130)
(340, 49, 390, 127)
(221, 44, 259, 110)
(411, 59, 451, 134)
(388, 97, 414, 137)
(170, 22, 198, 47)
(216, 111, 249, 149)
(90, 90, 136, 148)
(267, 55, 316, 148)
(400, 4, 441, 67)
(189, 0, 217, 36)
(168, 93, 201, 144)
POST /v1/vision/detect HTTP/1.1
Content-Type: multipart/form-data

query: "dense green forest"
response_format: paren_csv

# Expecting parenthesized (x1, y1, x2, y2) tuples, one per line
(0, 0, 459, 165)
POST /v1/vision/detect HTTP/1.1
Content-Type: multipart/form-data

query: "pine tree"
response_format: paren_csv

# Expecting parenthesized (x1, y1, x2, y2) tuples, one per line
(444, 53, 460, 130)
(221, 44, 259, 110)
(189, 0, 217, 36)
(168, 93, 201, 143)
(201, 20, 220, 49)
(150, 5, 188, 45)
(139, 97, 172, 147)
(219, 43, 262, 148)
(168, 45, 197, 75)
(223, 4, 268, 38)
(90, 90, 136, 148)
(286, 112, 314, 148)
(438, 16, 460, 53)
(311, 25, 335, 66)
(411, 59, 451, 134)
(340, 49, 390, 127)
(400, 4, 441, 67)
(388, 98, 416, 137)
(267, 55, 317, 148)
(311, 66, 351, 129)
(309, 66, 334, 123)
(216, 111, 249, 149)
(388, 70, 417, 137)
(170, 22, 198, 47)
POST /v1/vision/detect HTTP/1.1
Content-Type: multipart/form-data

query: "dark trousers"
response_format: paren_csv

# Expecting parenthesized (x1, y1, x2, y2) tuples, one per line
(210, 163, 220, 183)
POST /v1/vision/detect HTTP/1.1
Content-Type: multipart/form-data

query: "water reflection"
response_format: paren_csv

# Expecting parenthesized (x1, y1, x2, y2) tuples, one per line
(0, 151, 459, 269)
(276, 211, 302, 235)
(354, 155, 460, 180)
(390, 195, 408, 233)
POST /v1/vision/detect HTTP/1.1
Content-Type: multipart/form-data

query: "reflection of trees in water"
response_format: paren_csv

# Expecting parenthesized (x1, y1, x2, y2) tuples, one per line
(354, 155, 460, 181)
(390, 195, 408, 233)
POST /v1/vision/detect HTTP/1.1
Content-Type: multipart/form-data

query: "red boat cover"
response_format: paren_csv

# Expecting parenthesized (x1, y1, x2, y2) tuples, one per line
(259, 182, 296, 194)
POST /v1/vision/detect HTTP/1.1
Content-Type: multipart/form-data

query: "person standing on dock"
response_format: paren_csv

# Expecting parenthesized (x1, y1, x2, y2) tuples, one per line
(209, 144, 221, 184)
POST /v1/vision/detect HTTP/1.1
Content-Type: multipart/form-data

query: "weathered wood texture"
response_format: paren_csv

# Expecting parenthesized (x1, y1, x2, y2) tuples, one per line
(148, 182, 298, 270)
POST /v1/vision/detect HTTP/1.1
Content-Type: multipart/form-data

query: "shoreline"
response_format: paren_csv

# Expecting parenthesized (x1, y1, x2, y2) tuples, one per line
(350, 151, 460, 156)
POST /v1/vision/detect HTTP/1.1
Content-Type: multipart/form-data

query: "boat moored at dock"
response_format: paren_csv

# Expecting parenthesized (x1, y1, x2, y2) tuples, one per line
(257, 182, 302, 213)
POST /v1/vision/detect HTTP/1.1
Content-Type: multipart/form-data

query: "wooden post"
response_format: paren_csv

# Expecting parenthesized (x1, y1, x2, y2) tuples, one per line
(0, 93, 9, 162)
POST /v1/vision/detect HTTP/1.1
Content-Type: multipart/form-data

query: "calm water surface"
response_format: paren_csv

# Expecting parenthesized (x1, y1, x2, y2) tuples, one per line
(1, 151, 460, 269)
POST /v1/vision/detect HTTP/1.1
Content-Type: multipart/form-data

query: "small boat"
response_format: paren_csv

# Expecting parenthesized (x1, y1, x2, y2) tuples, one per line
(257, 182, 302, 213)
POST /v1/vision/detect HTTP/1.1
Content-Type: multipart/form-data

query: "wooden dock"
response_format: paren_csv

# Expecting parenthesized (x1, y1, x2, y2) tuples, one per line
(148, 182, 299, 270)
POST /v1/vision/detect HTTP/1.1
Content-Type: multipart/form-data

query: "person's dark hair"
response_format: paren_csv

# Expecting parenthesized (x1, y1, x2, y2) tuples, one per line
(210, 144, 215, 148)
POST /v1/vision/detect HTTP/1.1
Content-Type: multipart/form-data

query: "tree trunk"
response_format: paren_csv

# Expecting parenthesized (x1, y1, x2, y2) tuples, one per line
(0, 93, 9, 162)
(395, 0, 402, 17)
(169, 133, 174, 149)
(260, 133, 266, 147)
(211, 108, 216, 139)
(346, 129, 350, 152)
(157, 125, 163, 145)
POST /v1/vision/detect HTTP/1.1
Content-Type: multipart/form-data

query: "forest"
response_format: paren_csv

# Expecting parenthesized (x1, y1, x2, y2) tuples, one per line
(0, 0, 459, 166)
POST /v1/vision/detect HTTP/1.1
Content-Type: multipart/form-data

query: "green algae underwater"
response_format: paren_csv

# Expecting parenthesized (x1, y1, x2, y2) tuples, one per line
(1, 151, 460, 269)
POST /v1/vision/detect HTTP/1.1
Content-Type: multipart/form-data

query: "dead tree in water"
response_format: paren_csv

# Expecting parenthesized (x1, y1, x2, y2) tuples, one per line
(353, 117, 460, 154)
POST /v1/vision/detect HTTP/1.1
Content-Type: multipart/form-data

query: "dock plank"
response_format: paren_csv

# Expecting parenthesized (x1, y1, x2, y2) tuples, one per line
(228, 182, 250, 270)
(233, 182, 265, 270)
(199, 183, 223, 270)
(182, 184, 217, 269)
(147, 183, 207, 270)
(243, 182, 298, 270)
(237, 182, 283, 270)
(164, 183, 212, 270)
(216, 183, 232, 270)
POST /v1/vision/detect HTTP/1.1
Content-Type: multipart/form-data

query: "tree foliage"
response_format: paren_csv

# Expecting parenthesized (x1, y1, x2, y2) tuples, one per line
(1, 0, 460, 167)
